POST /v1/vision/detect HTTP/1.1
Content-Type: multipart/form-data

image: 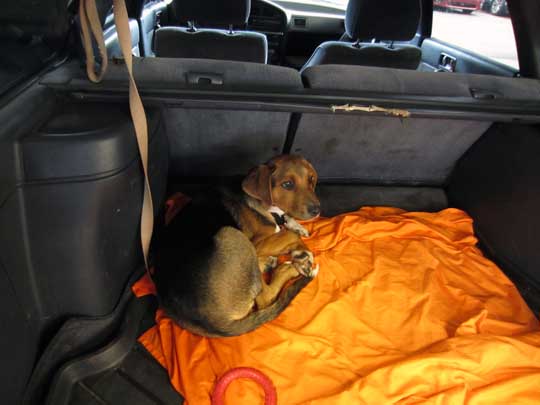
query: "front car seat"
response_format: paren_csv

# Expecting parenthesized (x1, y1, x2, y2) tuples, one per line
(301, 0, 421, 71)
(154, 0, 268, 63)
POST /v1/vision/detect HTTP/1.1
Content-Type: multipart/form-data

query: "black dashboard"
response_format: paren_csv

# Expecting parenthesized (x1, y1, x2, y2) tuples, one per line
(248, 0, 288, 64)
(247, 0, 346, 67)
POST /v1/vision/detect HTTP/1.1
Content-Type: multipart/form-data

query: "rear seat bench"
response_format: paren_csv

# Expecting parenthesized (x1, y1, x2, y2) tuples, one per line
(297, 64, 540, 186)
(43, 59, 540, 212)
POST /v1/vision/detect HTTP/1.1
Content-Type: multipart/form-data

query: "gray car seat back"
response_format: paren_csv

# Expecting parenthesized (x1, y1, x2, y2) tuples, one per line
(155, 0, 268, 63)
(302, 0, 422, 71)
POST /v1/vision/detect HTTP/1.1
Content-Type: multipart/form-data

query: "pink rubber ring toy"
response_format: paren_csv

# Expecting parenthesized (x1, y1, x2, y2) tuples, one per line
(211, 367, 277, 405)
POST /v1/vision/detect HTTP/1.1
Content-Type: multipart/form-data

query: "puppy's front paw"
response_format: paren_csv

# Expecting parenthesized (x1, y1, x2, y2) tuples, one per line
(291, 250, 317, 278)
(284, 216, 310, 237)
(259, 256, 278, 273)
(310, 263, 320, 278)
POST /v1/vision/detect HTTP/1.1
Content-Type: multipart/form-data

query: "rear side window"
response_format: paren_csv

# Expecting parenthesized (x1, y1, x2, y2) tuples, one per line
(431, 1, 518, 69)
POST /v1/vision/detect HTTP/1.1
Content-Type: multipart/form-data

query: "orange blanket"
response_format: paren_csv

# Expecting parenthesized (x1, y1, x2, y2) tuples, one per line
(133, 207, 540, 404)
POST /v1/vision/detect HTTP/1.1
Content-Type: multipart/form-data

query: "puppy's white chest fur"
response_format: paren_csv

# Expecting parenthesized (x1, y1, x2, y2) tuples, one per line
(268, 206, 285, 233)
(268, 206, 309, 236)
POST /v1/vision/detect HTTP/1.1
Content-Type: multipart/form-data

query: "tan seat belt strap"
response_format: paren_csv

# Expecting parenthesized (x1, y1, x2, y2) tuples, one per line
(80, 0, 154, 269)
(79, 0, 108, 82)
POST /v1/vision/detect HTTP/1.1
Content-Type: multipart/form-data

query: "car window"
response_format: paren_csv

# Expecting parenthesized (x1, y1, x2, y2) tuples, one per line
(431, 1, 519, 69)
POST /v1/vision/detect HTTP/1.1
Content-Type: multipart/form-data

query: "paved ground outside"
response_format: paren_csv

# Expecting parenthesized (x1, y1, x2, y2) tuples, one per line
(432, 9, 518, 69)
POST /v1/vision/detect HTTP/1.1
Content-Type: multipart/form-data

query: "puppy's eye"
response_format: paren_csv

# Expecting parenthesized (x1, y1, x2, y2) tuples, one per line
(281, 180, 295, 190)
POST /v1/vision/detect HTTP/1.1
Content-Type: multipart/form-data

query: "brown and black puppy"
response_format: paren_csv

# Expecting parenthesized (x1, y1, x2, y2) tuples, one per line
(153, 155, 320, 337)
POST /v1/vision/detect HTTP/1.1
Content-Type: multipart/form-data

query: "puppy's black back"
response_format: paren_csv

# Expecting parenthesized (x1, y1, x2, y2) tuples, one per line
(152, 187, 239, 328)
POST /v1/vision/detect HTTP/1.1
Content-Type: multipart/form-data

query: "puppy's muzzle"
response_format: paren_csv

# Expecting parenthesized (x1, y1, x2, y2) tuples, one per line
(308, 203, 321, 217)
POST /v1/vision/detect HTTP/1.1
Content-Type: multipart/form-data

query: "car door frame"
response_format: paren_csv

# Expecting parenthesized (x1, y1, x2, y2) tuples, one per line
(418, 0, 540, 78)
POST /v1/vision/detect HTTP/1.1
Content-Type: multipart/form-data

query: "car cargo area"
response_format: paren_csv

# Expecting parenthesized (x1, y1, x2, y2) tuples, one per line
(2, 0, 540, 403)
(2, 58, 540, 404)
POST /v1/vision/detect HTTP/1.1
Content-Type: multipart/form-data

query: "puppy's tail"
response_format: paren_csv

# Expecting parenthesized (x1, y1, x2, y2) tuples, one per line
(219, 275, 313, 337)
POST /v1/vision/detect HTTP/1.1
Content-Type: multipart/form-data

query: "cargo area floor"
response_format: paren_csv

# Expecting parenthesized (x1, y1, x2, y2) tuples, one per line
(46, 296, 183, 405)
(67, 344, 182, 405)
(44, 184, 449, 404)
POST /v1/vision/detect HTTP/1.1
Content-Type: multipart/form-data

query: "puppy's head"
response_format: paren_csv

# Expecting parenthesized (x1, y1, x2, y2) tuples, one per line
(242, 155, 320, 220)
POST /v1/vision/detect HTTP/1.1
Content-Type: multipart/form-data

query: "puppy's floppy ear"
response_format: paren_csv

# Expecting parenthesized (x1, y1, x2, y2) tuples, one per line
(306, 159, 318, 185)
(242, 164, 273, 206)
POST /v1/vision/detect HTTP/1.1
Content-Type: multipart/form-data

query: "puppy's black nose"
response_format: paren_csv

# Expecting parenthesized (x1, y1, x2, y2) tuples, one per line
(308, 203, 321, 217)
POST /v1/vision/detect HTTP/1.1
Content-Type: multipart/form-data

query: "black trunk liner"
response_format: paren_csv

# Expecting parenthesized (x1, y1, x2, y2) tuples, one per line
(68, 345, 182, 405)
(46, 296, 183, 405)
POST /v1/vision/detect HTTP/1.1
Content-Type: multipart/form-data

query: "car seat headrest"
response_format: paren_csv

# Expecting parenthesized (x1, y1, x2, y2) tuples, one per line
(345, 0, 421, 41)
